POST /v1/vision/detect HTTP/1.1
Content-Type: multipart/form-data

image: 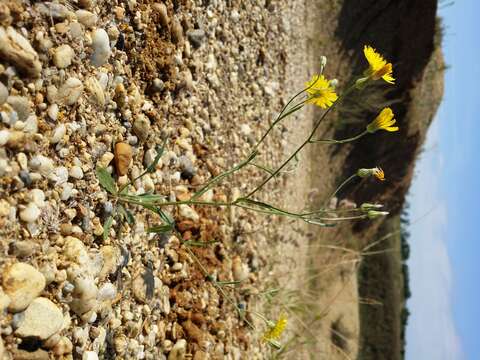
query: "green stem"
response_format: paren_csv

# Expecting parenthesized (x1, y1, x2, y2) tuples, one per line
(309, 130, 368, 144)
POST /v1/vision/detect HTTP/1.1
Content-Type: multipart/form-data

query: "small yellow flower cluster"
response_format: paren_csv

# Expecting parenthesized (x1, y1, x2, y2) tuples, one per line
(263, 313, 287, 347)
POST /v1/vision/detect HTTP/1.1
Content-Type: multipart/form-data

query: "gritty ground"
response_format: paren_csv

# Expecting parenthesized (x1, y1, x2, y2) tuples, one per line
(0, 0, 444, 359)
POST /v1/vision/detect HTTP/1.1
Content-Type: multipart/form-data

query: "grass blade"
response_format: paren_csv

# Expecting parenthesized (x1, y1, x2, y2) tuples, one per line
(96, 167, 117, 195)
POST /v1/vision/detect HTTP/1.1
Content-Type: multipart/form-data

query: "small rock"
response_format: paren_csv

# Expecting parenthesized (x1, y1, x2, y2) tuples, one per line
(57, 77, 83, 106)
(85, 76, 105, 106)
(97, 282, 116, 301)
(91, 28, 111, 67)
(187, 29, 206, 49)
(99, 245, 119, 279)
(7, 96, 31, 121)
(51, 124, 66, 143)
(47, 104, 59, 121)
(0, 82, 8, 105)
(30, 189, 45, 208)
(76, 10, 97, 28)
(69, 165, 84, 179)
(19, 202, 41, 223)
(36, 3, 74, 20)
(133, 114, 150, 141)
(179, 205, 199, 222)
(232, 256, 249, 282)
(168, 339, 187, 360)
(29, 155, 54, 177)
(98, 151, 114, 168)
(150, 78, 165, 93)
(114, 142, 132, 176)
(0, 287, 11, 312)
(0, 26, 42, 77)
(12, 240, 37, 257)
(11, 349, 50, 360)
(83, 351, 99, 360)
(3, 262, 46, 312)
(153, 3, 169, 27)
(53, 44, 74, 69)
(63, 236, 89, 265)
(0, 129, 9, 145)
(171, 19, 183, 44)
(14, 297, 63, 339)
(52, 336, 73, 356)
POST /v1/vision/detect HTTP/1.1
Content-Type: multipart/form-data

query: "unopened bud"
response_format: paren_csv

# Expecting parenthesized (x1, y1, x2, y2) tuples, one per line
(361, 203, 384, 211)
(367, 210, 389, 219)
(320, 56, 327, 73)
(330, 79, 338, 88)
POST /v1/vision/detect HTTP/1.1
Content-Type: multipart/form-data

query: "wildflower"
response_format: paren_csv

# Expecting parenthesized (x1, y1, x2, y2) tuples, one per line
(363, 45, 395, 84)
(263, 313, 287, 344)
(367, 210, 390, 219)
(357, 167, 385, 181)
(366, 108, 399, 133)
(305, 75, 338, 109)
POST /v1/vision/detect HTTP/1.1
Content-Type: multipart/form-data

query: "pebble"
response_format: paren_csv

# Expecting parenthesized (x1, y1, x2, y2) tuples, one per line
(0, 288, 11, 312)
(69, 165, 84, 179)
(91, 29, 111, 67)
(0, 129, 10, 146)
(7, 96, 31, 122)
(51, 124, 66, 143)
(0, 26, 42, 77)
(30, 155, 54, 176)
(153, 3, 169, 27)
(168, 339, 187, 360)
(150, 78, 165, 93)
(19, 202, 41, 223)
(2, 262, 46, 312)
(0, 82, 8, 105)
(83, 351, 99, 360)
(171, 19, 183, 44)
(187, 29, 206, 48)
(232, 256, 249, 282)
(133, 114, 151, 141)
(57, 77, 84, 106)
(114, 142, 133, 176)
(14, 297, 63, 340)
(85, 76, 105, 106)
(52, 336, 73, 356)
(53, 44, 74, 69)
(63, 236, 90, 265)
(179, 205, 199, 222)
(30, 189, 45, 207)
(98, 151, 114, 168)
(76, 10, 97, 28)
(47, 103, 59, 121)
(97, 282, 116, 301)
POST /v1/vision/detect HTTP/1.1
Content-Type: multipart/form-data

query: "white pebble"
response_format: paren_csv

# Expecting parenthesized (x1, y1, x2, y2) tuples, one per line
(0, 129, 10, 146)
(51, 124, 66, 144)
(69, 165, 83, 179)
(47, 104, 59, 121)
(91, 29, 111, 67)
(19, 203, 41, 223)
(30, 189, 45, 208)
(57, 77, 83, 106)
(53, 45, 74, 69)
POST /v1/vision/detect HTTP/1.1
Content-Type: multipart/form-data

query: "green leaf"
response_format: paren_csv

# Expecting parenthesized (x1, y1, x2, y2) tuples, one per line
(183, 240, 219, 247)
(103, 215, 113, 241)
(96, 167, 117, 195)
(146, 137, 168, 173)
(146, 224, 173, 233)
(118, 205, 135, 225)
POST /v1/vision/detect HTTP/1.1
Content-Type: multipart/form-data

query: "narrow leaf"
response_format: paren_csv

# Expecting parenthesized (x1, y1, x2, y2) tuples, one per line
(146, 224, 173, 233)
(103, 215, 113, 241)
(146, 137, 168, 173)
(96, 167, 117, 195)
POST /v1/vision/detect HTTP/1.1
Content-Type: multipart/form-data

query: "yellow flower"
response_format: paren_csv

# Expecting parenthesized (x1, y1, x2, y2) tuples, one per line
(366, 107, 399, 133)
(357, 167, 385, 181)
(263, 313, 287, 343)
(363, 45, 395, 84)
(372, 167, 385, 181)
(305, 75, 338, 109)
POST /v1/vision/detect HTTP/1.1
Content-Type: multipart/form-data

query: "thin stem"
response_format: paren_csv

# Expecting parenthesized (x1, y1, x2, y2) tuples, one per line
(245, 84, 356, 199)
(309, 130, 368, 144)
(323, 174, 358, 208)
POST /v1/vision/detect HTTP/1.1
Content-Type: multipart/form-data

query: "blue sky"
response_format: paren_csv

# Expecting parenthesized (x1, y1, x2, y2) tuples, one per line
(406, 1, 480, 359)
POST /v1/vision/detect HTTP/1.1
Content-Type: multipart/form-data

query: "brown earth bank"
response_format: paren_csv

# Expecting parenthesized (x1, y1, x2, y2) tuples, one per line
(0, 0, 443, 359)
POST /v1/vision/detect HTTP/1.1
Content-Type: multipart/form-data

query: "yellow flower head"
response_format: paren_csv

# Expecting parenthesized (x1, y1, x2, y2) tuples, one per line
(372, 167, 385, 181)
(363, 45, 395, 84)
(263, 313, 287, 343)
(305, 75, 338, 109)
(357, 167, 385, 181)
(366, 107, 399, 133)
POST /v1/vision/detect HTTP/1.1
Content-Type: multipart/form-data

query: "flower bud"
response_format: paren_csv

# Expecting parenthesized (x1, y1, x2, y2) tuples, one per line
(360, 203, 384, 211)
(367, 210, 389, 219)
